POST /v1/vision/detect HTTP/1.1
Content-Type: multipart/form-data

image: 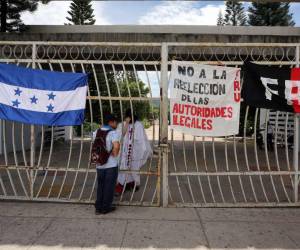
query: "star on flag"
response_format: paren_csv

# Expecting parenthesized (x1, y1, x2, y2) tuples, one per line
(30, 95, 38, 104)
(47, 92, 56, 100)
(12, 99, 20, 107)
(47, 103, 54, 112)
(14, 87, 22, 96)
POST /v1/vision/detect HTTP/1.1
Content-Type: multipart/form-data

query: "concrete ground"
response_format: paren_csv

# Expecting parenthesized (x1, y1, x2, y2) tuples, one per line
(0, 201, 300, 250)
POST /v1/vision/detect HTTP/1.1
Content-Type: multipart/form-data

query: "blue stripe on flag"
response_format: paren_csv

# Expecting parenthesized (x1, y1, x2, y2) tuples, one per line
(0, 103, 85, 126)
(0, 63, 88, 91)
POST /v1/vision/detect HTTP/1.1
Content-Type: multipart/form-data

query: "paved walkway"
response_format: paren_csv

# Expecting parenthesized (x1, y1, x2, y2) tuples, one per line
(0, 202, 300, 250)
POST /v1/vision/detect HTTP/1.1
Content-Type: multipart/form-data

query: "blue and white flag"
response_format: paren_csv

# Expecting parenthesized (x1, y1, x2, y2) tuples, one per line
(0, 63, 88, 126)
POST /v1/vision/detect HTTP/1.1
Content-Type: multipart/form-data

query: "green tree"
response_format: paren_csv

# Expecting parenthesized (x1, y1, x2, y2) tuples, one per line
(216, 10, 224, 26)
(248, 3, 295, 26)
(74, 65, 153, 135)
(224, 1, 246, 26)
(66, 0, 96, 25)
(85, 66, 151, 124)
(0, 0, 49, 32)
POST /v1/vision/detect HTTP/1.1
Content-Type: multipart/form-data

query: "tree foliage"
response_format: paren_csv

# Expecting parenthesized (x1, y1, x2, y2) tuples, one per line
(85, 67, 151, 125)
(0, 0, 49, 32)
(223, 1, 247, 26)
(74, 66, 153, 135)
(217, 10, 224, 26)
(66, 0, 96, 25)
(248, 3, 295, 26)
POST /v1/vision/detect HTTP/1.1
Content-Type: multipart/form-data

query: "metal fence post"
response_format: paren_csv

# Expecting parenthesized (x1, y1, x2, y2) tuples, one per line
(294, 45, 300, 203)
(293, 115, 299, 202)
(30, 43, 37, 199)
(160, 43, 169, 207)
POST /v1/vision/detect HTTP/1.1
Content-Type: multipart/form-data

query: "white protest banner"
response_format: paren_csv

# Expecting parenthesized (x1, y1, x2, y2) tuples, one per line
(169, 61, 241, 137)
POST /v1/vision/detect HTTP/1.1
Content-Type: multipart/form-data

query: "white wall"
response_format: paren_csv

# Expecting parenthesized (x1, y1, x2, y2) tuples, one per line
(0, 121, 72, 156)
(0, 121, 42, 155)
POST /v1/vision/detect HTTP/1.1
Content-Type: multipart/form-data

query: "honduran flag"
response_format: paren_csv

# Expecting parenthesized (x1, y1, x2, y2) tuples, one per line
(0, 63, 88, 126)
(242, 62, 300, 113)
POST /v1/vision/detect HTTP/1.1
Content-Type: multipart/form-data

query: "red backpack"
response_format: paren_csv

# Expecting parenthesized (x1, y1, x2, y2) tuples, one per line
(91, 129, 111, 165)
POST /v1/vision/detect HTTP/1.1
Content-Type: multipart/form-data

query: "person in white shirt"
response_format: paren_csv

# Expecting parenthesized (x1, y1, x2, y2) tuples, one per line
(115, 109, 152, 194)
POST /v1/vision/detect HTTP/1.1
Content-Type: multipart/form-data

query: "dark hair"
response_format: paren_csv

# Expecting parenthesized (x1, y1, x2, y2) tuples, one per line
(103, 113, 117, 125)
(125, 109, 138, 123)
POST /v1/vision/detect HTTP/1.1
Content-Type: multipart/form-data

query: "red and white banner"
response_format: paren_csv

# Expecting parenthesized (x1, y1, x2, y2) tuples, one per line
(169, 61, 241, 137)
(242, 62, 300, 113)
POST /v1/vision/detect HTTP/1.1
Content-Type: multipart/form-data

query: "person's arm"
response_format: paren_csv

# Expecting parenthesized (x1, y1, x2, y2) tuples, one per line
(110, 131, 121, 157)
(111, 141, 120, 157)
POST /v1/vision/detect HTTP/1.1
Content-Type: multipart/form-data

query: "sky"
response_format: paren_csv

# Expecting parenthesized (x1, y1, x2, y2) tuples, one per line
(21, 1, 300, 26)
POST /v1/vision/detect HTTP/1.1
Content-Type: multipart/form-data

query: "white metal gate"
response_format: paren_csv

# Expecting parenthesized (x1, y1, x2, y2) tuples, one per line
(0, 41, 299, 207)
(163, 43, 300, 207)
(0, 42, 161, 206)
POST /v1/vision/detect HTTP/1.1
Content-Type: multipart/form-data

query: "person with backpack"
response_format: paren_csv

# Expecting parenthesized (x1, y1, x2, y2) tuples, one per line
(91, 114, 120, 214)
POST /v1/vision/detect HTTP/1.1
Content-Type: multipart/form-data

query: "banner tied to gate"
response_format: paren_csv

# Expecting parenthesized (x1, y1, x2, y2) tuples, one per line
(169, 61, 241, 137)
(242, 62, 300, 113)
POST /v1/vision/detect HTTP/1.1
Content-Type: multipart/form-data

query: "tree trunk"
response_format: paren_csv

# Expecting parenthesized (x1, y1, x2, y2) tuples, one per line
(1, 0, 7, 32)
